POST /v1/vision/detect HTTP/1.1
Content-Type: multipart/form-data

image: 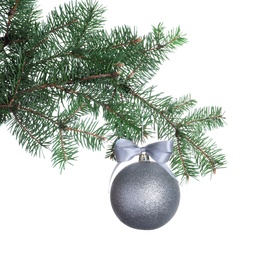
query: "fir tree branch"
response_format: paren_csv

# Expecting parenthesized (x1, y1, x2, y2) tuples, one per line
(9, 59, 27, 106)
(127, 69, 137, 79)
(124, 30, 185, 80)
(58, 128, 68, 162)
(18, 71, 121, 95)
(127, 89, 223, 178)
(0, 104, 10, 109)
(29, 19, 79, 54)
(145, 35, 183, 53)
(129, 89, 176, 130)
(182, 133, 217, 174)
(0, 0, 226, 176)
(17, 82, 124, 123)
(181, 107, 226, 131)
(1, 0, 20, 51)
(7, 0, 20, 28)
(125, 88, 193, 179)
(175, 132, 190, 180)
(63, 127, 106, 141)
(63, 103, 86, 124)
(16, 105, 57, 125)
(185, 115, 224, 126)
(112, 37, 142, 49)
(11, 110, 45, 148)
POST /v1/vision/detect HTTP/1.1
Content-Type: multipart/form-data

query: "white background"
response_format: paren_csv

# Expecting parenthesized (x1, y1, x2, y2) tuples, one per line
(1, 0, 277, 259)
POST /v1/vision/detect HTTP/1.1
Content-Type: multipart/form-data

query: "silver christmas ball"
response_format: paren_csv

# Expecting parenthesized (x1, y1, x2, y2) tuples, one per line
(110, 161, 180, 230)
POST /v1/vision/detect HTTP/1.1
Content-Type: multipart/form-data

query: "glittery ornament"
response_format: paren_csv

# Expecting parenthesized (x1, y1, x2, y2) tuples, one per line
(110, 155, 180, 230)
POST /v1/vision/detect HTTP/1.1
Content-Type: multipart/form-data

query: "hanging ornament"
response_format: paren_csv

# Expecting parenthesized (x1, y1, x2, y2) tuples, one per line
(110, 139, 180, 230)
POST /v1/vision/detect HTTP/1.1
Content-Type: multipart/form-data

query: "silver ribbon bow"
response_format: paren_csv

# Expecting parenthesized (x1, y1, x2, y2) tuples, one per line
(114, 138, 174, 165)
(109, 139, 176, 189)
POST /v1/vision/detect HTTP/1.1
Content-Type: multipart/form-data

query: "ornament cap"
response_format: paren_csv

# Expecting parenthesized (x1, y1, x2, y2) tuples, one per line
(139, 153, 150, 162)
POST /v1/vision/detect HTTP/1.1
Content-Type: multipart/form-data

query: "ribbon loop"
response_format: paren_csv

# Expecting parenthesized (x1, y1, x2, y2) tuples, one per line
(113, 139, 141, 162)
(143, 141, 173, 164)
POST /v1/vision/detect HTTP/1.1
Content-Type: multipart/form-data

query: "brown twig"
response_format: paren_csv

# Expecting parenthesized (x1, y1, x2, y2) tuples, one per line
(16, 105, 58, 125)
(64, 127, 106, 141)
(112, 38, 142, 49)
(145, 36, 180, 53)
(7, 0, 20, 29)
(1, 0, 20, 50)
(0, 104, 11, 109)
(127, 67, 139, 79)
(12, 110, 45, 147)
(18, 71, 120, 94)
